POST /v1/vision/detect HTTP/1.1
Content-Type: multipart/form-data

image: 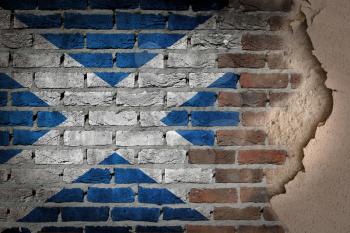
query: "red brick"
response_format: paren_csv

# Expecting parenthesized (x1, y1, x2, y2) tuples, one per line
(187, 225, 236, 233)
(218, 92, 268, 107)
(241, 111, 267, 126)
(291, 73, 302, 89)
(214, 207, 261, 220)
(267, 53, 289, 69)
(218, 53, 266, 68)
(238, 225, 285, 233)
(242, 34, 284, 51)
(189, 188, 237, 203)
(268, 15, 290, 31)
(240, 0, 292, 12)
(263, 206, 279, 221)
(239, 150, 287, 165)
(217, 130, 266, 146)
(188, 149, 235, 164)
(240, 187, 270, 203)
(269, 92, 291, 107)
(240, 73, 289, 89)
(215, 169, 263, 183)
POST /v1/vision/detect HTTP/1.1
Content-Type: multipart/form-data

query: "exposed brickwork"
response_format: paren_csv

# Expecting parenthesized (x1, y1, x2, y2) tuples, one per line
(0, 0, 298, 232)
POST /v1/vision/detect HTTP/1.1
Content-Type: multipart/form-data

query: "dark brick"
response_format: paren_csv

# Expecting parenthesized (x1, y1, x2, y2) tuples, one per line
(238, 225, 285, 233)
(218, 92, 268, 107)
(269, 15, 290, 31)
(13, 130, 49, 145)
(187, 225, 235, 233)
(240, 0, 292, 12)
(263, 206, 280, 221)
(242, 111, 267, 126)
(86, 226, 131, 233)
(267, 53, 289, 69)
(87, 187, 134, 203)
(189, 188, 237, 203)
(111, 207, 160, 222)
(291, 73, 302, 89)
(191, 0, 229, 11)
(19, 207, 59, 222)
(41, 34, 84, 49)
(163, 208, 207, 221)
(269, 92, 291, 107)
(215, 169, 264, 183)
(188, 149, 236, 164)
(38, 0, 87, 9)
(240, 187, 270, 203)
(217, 130, 266, 146)
(0, 131, 9, 146)
(15, 13, 61, 29)
(0, 111, 33, 126)
(87, 34, 135, 49)
(46, 188, 84, 203)
(191, 111, 240, 126)
(74, 168, 111, 184)
(242, 34, 284, 51)
(141, 0, 190, 10)
(67, 53, 113, 68)
(90, 0, 139, 9)
(116, 12, 166, 29)
(40, 227, 83, 233)
(0, 92, 7, 106)
(239, 150, 287, 165)
(240, 73, 289, 89)
(168, 14, 211, 30)
(64, 13, 113, 29)
(136, 226, 183, 233)
(138, 33, 184, 49)
(0, 0, 37, 10)
(61, 207, 109, 222)
(214, 207, 261, 220)
(218, 53, 266, 68)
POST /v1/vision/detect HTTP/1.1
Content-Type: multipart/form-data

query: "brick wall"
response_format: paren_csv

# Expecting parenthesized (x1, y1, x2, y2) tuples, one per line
(0, 0, 295, 232)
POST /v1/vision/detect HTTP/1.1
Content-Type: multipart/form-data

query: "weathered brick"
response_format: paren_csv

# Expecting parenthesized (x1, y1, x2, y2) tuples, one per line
(115, 168, 162, 183)
(168, 53, 216, 68)
(116, 52, 164, 68)
(12, 91, 61, 106)
(163, 207, 210, 221)
(87, 33, 134, 49)
(0, 150, 32, 165)
(64, 131, 113, 146)
(34, 33, 84, 49)
(165, 168, 213, 183)
(215, 169, 264, 183)
(166, 130, 215, 146)
(141, 0, 190, 10)
(13, 53, 61, 68)
(0, 11, 11, 29)
(89, 111, 137, 126)
(167, 92, 216, 107)
(87, 72, 135, 88)
(87, 149, 135, 165)
(117, 12, 166, 29)
(218, 53, 266, 68)
(139, 73, 187, 88)
(214, 207, 261, 220)
(0, 33, 33, 49)
(218, 92, 268, 107)
(11, 169, 62, 185)
(35, 72, 84, 88)
(13, 130, 60, 145)
(240, 0, 292, 11)
(0, 0, 37, 10)
(116, 90, 163, 106)
(138, 187, 185, 205)
(38, 111, 84, 127)
(115, 131, 164, 146)
(64, 168, 111, 183)
(0, 208, 7, 221)
(291, 73, 302, 89)
(242, 34, 284, 51)
(269, 15, 290, 31)
(140, 111, 188, 127)
(63, 91, 114, 106)
(12, 72, 33, 87)
(35, 149, 84, 164)
(189, 188, 237, 203)
(138, 33, 185, 49)
(90, 0, 139, 9)
(188, 149, 236, 164)
(138, 149, 186, 164)
(239, 150, 287, 165)
(217, 130, 266, 146)
(242, 111, 267, 126)
(191, 33, 240, 50)
(267, 53, 289, 69)
(192, 111, 239, 126)
(46, 188, 84, 203)
(189, 72, 238, 88)
(263, 206, 279, 221)
(38, 0, 87, 9)
(0, 188, 33, 202)
(240, 187, 270, 203)
(240, 73, 289, 89)
(0, 52, 9, 67)
(238, 225, 285, 233)
(187, 225, 235, 233)
(64, 53, 113, 68)
(218, 12, 268, 30)
(64, 12, 113, 29)
(0, 169, 8, 182)
(269, 92, 291, 107)
(14, 13, 61, 29)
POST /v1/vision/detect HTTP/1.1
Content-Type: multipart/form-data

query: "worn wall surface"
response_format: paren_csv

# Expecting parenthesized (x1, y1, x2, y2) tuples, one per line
(272, 0, 350, 233)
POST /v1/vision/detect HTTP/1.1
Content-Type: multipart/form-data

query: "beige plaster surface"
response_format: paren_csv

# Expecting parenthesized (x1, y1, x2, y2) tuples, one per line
(271, 0, 350, 232)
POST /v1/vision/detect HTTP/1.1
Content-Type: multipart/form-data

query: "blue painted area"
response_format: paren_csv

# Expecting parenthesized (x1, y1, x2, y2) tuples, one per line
(115, 168, 157, 184)
(161, 111, 188, 126)
(116, 52, 158, 68)
(90, 0, 139, 9)
(191, 0, 229, 11)
(64, 13, 113, 29)
(116, 12, 166, 29)
(74, 168, 111, 184)
(0, 73, 23, 89)
(93, 72, 130, 87)
(191, 111, 240, 126)
(1, 228, 31, 233)
(86, 226, 131, 233)
(38, 0, 87, 9)
(87, 34, 135, 49)
(37, 112, 66, 128)
(13, 130, 49, 145)
(0, 111, 33, 126)
(208, 73, 239, 88)
(87, 187, 134, 203)
(163, 207, 207, 221)
(40, 227, 83, 233)
(0, 150, 22, 164)
(0, 131, 9, 146)
(138, 187, 184, 205)
(99, 152, 131, 165)
(12, 92, 49, 107)
(0, 0, 37, 9)
(19, 207, 59, 222)
(141, 0, 189, 10)
(0, 92, 7, 106)
(168, 14, 211, 30)
(136, 226, 184, 233)
(41, 34, 84, 49)
(181, 92, 216, 107)
(176, 130, 215, 146)
(139, 33, 185, 49)
(61, 207, 109, 222)
(68, 53, 113, 68)
(111, 207, 160, 222)
(46, 189, 84, 203)
(15, 13, 61, 29)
